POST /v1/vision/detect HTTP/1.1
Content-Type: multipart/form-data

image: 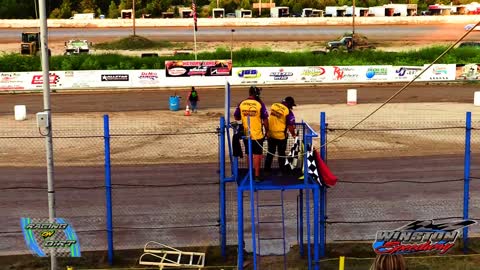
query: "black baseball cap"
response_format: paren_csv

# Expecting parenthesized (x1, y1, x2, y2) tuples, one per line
(284, 96, 296, 107)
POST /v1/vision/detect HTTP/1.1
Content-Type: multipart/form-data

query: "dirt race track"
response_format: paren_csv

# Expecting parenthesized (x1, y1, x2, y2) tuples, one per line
(1, 83, 480, 114)
(2, 83, 480, 258)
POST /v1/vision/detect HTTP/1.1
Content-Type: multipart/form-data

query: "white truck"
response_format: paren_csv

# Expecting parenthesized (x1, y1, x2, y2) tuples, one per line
(70, 13, 95, 19)
(235, 9, 252, 18)
(301, 8, 323, 17)
(270, 7, 289, 17)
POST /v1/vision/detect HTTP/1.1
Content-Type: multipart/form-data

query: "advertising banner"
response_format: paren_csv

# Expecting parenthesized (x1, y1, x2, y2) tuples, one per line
(455, 64, 480, 80)
(0, 72, 29, 90)
(362, 66, 390, 82)
(234, 68, 264, 84)
(390, 66, 424, 82)
(28, 72, 66, 89)
(165, 60, 232, 77)
(419, 64, 456, 81)
(263, 67, 298, 84)
(329, 66, 362, 83)
(299, 66, 330, 83)
(130, 70, 163, 87)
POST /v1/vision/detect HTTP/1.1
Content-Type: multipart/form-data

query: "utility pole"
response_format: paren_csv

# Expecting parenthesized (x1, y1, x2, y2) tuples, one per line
(38, 0, 57, 269)
(352, 0, 356, 37)
(133, 0, 136, 36)
(230, 29, 235, 62)
(259, 0, 261, 16)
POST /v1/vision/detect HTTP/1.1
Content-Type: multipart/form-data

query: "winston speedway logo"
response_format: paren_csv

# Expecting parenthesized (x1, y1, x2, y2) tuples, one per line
(373, 219, 477, 255)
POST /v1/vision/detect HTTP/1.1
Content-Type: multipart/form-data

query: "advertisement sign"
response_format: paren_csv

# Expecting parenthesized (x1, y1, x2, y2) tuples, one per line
(331, 66, 360, 82)
(131, 70, 161, 86)
(264, 67, 296, 83)
(420, 64, 456, 81)
(165, 60, 232, 77)
(101, 74, 129, 81)
(0, 72, 26, 90)
(235, 68, 263, 84)
(391, 66, 423, 81)
(455, 64, 480, 80)
(364, 66, 390, 81)
(30, 72, 64, 89)
(300, 67, 328, 83)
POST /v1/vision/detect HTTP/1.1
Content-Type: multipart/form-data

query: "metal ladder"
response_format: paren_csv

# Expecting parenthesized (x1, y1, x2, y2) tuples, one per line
(255, 190, 287, 270)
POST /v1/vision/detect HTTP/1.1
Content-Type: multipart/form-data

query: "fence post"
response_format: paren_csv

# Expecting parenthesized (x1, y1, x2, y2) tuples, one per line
(463, 111, 472, 253)
(103, 114, 114, 265)
(219, 117, 227, 259)
(320, 112, 327, 257)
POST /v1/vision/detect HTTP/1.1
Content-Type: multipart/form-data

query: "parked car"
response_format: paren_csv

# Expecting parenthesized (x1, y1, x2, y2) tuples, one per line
(465, 24, 480, 31)
(457, 41, 480, 48)
(226, 13, 236, 18)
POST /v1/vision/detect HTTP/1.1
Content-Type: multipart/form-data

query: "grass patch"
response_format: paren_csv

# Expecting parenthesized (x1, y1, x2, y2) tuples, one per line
(0, 46, 479, 72)
(93, 35, 179, 50)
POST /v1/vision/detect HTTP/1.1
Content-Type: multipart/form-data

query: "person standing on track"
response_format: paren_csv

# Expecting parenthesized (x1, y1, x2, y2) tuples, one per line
(264, 96, 296, 175)
(234, 86, 269, 182)
(188, 87, 199, 113)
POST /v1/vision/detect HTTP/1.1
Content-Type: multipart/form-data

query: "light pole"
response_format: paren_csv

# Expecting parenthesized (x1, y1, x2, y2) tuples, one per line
(38, 0, 57, 268)
(230, 29, 235, 62)
(352, 0, 355, 37)
(132, 0, 136, 36)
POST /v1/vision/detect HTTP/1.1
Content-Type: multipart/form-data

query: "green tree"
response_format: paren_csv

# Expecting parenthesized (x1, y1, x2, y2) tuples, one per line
(59, 0, 73, 18)
(108, 0, 120, 17)
(79, 0, 97, 12)
(49, 8, 62, 18)
(239, 0, 250, 9)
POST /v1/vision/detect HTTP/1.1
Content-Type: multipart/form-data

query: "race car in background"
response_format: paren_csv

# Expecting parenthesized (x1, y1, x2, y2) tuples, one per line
(464, 24, 480, 31)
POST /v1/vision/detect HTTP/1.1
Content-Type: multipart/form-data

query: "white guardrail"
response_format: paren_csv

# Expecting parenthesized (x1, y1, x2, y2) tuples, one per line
(0, 64, 470, 91)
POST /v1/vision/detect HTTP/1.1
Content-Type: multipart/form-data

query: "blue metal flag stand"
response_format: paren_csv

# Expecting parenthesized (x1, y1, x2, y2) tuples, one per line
(218, 82, 327, 270)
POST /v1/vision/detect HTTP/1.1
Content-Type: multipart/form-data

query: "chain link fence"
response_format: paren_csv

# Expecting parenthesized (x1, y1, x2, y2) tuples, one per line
(2, 110, 480, 256)
(324, 114, 480, 242)
(0, 114, 106, 256)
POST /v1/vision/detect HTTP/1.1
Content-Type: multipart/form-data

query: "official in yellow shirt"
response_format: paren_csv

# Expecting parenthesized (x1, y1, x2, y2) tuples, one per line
(265, 96, 296, 175)
(234, 86, 269, 182)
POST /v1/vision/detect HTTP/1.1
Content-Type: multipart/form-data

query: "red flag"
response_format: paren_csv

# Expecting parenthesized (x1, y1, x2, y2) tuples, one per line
(192, 0, 198, 32)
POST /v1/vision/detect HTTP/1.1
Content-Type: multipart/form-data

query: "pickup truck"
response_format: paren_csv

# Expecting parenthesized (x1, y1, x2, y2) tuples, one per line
(326, 36, 376, 52)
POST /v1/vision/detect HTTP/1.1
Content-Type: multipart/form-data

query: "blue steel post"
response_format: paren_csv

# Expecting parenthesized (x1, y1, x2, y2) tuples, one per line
(103, 114, 114, 265)
(306, 139, 312, 270)
(247, 116, 258, 270)
(220, 117, 227, 258)
(463, 111, 472, 253)
(299, 190, 304, 256)
(237, 188, 244, 269)
(320, 112, 327, 257)
(313, 188, 320, 270)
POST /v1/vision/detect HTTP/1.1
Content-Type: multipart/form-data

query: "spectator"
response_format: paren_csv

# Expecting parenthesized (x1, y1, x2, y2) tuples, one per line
(264, 96, 296, 175)
(188, 87, 199, 113)
(370, 254, 407, 270)
(234, 86, 269, 182)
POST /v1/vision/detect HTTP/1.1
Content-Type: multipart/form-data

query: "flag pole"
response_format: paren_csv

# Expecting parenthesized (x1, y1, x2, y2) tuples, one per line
(193, 23, 197, 60)
(192, 0, 198, 60)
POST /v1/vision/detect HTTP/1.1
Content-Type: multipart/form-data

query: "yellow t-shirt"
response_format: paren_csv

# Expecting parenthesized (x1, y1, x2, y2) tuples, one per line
(238, 99, 265, 140)
(268, 102, 290, 140)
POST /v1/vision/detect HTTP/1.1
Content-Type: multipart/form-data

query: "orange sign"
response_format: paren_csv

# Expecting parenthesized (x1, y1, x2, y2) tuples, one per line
(252, 2, 276, 9)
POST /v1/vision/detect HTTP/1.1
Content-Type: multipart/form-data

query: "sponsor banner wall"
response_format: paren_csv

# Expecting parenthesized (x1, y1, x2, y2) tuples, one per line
(0, 64, 461, 91)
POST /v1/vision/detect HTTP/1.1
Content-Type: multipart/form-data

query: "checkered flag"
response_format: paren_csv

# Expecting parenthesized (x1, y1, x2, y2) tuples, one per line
(285, 136, 300, 170)
(306, 144, 322, 185)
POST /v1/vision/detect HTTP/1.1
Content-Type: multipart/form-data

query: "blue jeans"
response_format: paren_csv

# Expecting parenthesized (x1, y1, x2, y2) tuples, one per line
(190, 101, 198, 112)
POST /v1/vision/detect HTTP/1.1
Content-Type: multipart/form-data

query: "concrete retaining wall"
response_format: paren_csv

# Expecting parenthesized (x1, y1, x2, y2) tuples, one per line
(0, 15, 477, 28)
